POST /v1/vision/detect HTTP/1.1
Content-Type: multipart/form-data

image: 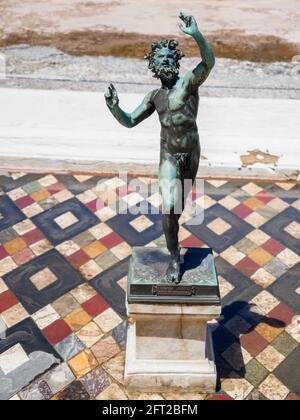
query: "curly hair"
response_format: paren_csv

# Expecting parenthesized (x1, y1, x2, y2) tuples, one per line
(144, 39, 184, 77)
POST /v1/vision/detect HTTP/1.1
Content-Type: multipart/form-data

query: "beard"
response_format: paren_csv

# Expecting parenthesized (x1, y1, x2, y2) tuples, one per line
(152, 63, 179, 80)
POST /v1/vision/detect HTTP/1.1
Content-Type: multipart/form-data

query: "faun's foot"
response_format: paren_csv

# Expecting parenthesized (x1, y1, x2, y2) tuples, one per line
(166, 256, 181, 284)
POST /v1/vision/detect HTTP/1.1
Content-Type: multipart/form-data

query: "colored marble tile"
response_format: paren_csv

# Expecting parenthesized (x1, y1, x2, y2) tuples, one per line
(112, 321, 127, 350)
(55, 380, 90, 400)
(0, 196, 26, 232)
(0, 343, 29, 375)
(32, 305, 60, 330)
(70, 284, 97, 304)
(236, 257, 260, 278)
(0, 227, 19, 244)
(43, 363, 75, 394)
(102, 351, 125, 385)
(240, 330, 269, 357)
(94, 308, 123, 333)
(250, 291, 280, 315)
(80, 366, 111, 397)
(55, 240, 80, 257)
(256, 345, 285, 371)
(68, 349, 98, 379)
(30, 239, 53, 257)
(3, 250, 85, 314)
(54, 333, 85, 361)
(79, 260, 103, 280)
(221, 342, 252, 372)
(274, 347, 300, 396)
(30, 268, 58, 291)
(52, 293, 80, 318)
(12, 248, 34, 265)
(96, 383, 127, 400)
(83, 241, 107, 259)
(258, 374, 289, 400)
(255, 323, 284, 343)
(248, 247, 273, 267)
(64, 308, 93, 332)
(220, 246, 245, 266)
(0, 256, 17, 277)
(244, 359, 269, 388)
(1, 303, 29, 328)
(82, 294, 109, 317)
(19, 380, 52, 401)
(91, 336, 120, 365)
(54, 211, 79, 229)
(77, 322, 103, 348)
(221, 377, 253, 400)
(251, 268, 276, 288)
(268, 303, 295, 326)
(4, 237, 27, 255)
(272, 332, 298, 357)
(88, 223, 113, 240)
(42, 319, 72, 345)
(0, 290, 19, 313)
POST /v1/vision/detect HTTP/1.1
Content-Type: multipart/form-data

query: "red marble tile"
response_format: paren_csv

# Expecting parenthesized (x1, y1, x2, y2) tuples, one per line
(42, 319, 72, 345)
(15, 195, 34, 209)
(12, 248, 34, 265)
(47, 182, 65, 195)
(180, 235, 204, 248)
(0, 245, 8, 260)
(207, 393, 233, 401)
(262, 239, 285, 257)
(0, 290, 19, 313)
(286, 393, 300, 401)
(240, 330, 269, 357)
(268, 303, 296, 326)
(256, 190, 274, 205)
(232, 204, 253, 219)
(236, 257, 260, 277)
(23, 228, 45, 246)
(86, 199, 103, 213)
(100, 232, 123, 249)
(68, 250, 90, 269)
(82, 294, 110, 317)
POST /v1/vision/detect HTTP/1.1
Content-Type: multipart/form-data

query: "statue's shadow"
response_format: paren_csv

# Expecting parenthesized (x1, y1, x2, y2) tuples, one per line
(180, 247, 212, 278)
(213, 301, 285, 393)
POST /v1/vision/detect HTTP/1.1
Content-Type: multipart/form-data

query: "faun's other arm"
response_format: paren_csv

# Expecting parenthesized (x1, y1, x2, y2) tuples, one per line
(179, 13, 215, 87)
(105, 84, 156, 128)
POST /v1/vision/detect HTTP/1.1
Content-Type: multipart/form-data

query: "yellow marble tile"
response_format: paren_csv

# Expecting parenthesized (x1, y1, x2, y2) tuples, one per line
(243, 197, 265, 211)
(248, 248, 273, 266)
(31, 188, 51, 202)
(68, 350, 98, 379)
(4, 238, 27, 255)
(256, 323, 284, 343)
(83, 241, 107, 259)
(64, 308, 93, 332)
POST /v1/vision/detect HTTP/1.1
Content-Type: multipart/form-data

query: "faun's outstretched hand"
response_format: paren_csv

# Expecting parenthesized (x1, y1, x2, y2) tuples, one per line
(105, 83, 119, 109)
(179, 12, 199, 37)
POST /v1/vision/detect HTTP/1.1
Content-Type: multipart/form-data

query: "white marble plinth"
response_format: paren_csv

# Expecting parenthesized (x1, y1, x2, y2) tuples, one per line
(125, 303, 221, 393)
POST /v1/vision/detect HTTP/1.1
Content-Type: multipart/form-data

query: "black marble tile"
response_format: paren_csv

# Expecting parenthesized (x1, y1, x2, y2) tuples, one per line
(91, 258, 129, 318)
(3, 249, 85, 314)
(274, 346, 300, 395)
(0, 195, 26, 232)
(32, 198, 99, 245)
(106, 201, 162, 247)
(185, 204, 253, 254)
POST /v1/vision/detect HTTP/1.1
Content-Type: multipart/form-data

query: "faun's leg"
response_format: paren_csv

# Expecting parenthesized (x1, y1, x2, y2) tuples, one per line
(159, 156, 181, 284)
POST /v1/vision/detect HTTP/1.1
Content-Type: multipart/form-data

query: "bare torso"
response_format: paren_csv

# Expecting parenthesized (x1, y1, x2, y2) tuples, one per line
(153, 76, 200, 155)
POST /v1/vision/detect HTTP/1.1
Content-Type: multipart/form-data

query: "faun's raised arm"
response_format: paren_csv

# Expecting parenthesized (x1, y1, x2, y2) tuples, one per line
(105, 85, 156, 128)
(179, 13, 215, 87)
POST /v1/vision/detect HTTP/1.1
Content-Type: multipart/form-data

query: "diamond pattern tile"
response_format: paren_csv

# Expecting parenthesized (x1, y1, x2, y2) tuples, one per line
(0, 174, 299, 400)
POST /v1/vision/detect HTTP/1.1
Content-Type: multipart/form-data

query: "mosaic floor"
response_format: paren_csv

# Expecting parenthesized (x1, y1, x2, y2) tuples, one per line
(0, 173, 299, 400)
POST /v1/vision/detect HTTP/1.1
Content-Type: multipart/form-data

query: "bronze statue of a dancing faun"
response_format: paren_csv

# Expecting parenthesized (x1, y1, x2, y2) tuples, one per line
(105, 13, 215, 284)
